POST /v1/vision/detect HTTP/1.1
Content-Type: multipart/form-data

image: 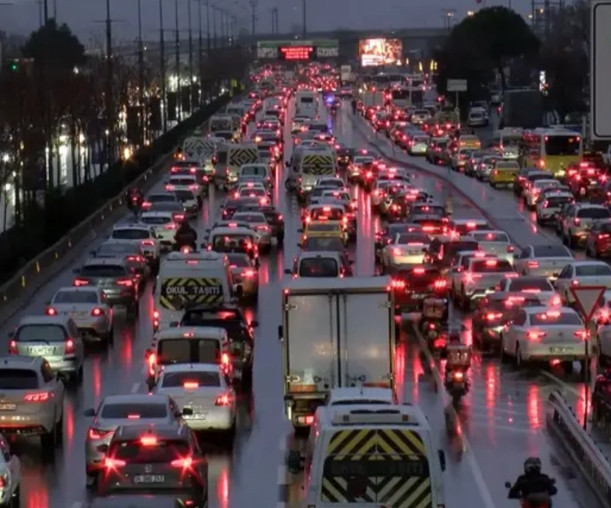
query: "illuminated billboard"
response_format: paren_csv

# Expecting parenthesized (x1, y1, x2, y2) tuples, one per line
(278, 46, 314, 61)
(359, 38, 403, 67)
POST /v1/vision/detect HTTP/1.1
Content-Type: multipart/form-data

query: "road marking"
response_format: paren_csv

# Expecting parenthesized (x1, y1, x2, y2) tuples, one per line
(131, 382, 140, 393)
(70, 503, 82, 508)
(277, 431, 290, 507)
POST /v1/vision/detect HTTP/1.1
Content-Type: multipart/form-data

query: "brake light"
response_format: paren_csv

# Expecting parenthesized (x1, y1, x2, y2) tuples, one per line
(141, 240, 155, 246)
(126, 255, 145, 262)
(105, 457, 126, 469)
(527, 261, 539, 268)
(24, 392, 50, 402)
(243, 269, 256, 278)
(165, 184, 176, 190)
(171, 456, 194, 469)
(8, 340, 17, 355)
(422, 226, 436, 232)
(183, 382, 199, 389)
(73, 278, 90, 287)
(116, 279, 133, 287)
(599, 234, 610, 240)
(527, 330, 546, 341)
(91, 307, 105, 317)
(46, 307, 57, 316)
(88, 428, 112, 440)
(173, 214, 185, 222)
(153, 310, 160, 320)
(391, 279, 406, 289)
(413, 267, 425, 275)
(65, 339, 75, 354)
(127, 414, 140, 419)
(574, 218, 581, 226)
(486, 312, 502, 321)
(215, 394, 232, 406)
(574, 330, 588, 340)
(433, 279, 447, 291)
(485, 259, 497, 266)
(141, 201, 152, 208)
(392, 248, 401, 256)
(140, 436, 158, 446)
(506, 245, 514, 253)
(147, 352, 157, 377)
(452, 371, 464, 381)
(164, 223, 177, 230)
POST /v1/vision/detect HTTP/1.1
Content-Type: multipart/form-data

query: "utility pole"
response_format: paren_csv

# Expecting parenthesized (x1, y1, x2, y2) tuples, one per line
(249, 0, 257, 35)
(174, 0, 181, 120)
(206, 0, 211, 54)
(197, 0, 203, 103)
(43, 0, 48, 21)
(302, 0, 306, 37)
(105, 0, 114, 166)
(159, 0, 167, 132)
(137, 0, 145, 145)
(187, 0, 193, 113)
(271, 7, 278, 34)
(212, 5, 217, 48)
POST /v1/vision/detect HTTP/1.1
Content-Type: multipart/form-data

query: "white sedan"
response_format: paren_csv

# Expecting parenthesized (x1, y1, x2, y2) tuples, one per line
(554, 261, 611, 304)
(152, 363, 237, 437)
(139, 211, 178, 251)
(496, 276, 561, 307)
(514, 244, 573, 279)
(466, 230, 516, 264)
(380, 232, 430, 272)
(500, 306, 587, 373)
(524, 179, 562, 209)
(47, 286, 114, 343)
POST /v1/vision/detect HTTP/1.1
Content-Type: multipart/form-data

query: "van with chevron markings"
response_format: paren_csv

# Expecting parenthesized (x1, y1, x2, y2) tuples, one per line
(290, 403, 446, 508)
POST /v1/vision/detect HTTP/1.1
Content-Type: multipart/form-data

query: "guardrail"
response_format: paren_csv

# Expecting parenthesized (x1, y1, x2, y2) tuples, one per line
(547, 389, 611, 505)
(0, 95, 230, 326)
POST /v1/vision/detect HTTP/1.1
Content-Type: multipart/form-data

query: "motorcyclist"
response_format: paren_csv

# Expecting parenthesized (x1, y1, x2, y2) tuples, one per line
(174, 220, 197, 251)
(126, 187, 144, 213)
(443, 330, 471, 383)
(507, 457, 557, 506)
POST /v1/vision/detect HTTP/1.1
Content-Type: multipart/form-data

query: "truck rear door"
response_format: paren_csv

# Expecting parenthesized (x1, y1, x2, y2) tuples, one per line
(338, 291, 394, 389)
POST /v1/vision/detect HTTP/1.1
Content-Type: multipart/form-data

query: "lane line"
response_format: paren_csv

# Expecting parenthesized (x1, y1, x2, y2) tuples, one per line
(131, 382, 140, 393)
(70, 502, 82, 508)
(277, 431, 290, 507)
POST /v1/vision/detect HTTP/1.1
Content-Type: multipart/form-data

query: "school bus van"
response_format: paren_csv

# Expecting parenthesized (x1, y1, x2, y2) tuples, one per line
(214, 142, 259, 188)
(290, 403, 446, 508)
(153, 251, 235, 331)
(298, 148, 336, 199)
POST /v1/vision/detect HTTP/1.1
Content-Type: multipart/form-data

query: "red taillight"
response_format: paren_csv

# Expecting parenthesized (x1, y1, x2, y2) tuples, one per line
(8, 340, 17, 355)
(104, 457, 126, 469)
(88, 428, 113, 440)
(73, 278, 90, 287)
(140, 436, 158, 446)
(413, 267, 426, 275)
(215, 394, 232, 406)
(452, 371, 464, 381)
(433, 279, 447, 291)
(126, 255, 145, 263)
(153, 310, 160, 320)
(486, 312, 502, 321)
(65, 339, 75, 354)
(574, 330, 588, 340)
(574, 218, 581, 226)
(527, 330, 546, 341)
(141, 240, 155, 246)
(171, 456, 194, 469)
(506, 245, 514, 253)
(391, 279, 406, 289)
(116, 279, 133, 287)
(527, 261, 539, 268)
(173, 214, 185, 222)
(46, 307, 57, 316)
(164, 223, 177, 230)
(243, 269, 256, 278)
(598, 233, 610, 240)
(91, 307, 105, 317)
(147, 352, 157, 377)
(24, 392, 50, 402)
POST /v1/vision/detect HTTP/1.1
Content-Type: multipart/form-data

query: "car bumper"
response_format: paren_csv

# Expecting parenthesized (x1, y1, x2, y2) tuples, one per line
(47, 356, 79, 374)
(522, 344, 586, 362)
(183, 408, 234, 431)
(0, 409, 54, 434)
(86, 438, 112, 471)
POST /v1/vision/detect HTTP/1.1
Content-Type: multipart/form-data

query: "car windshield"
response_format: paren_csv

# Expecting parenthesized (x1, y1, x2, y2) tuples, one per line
(140, 216, 171, 225)
(100, 403, 168, 419)
(529, 312, 582, 326)
(53, 290, 99, 304)
(150, 202, 183, 212)
(577, 208, 610, 219)
(302, 237, 344, 251)
(161, 371, 221, 388)
(169, 178, 195, 186)
(397, 233, 430, 244)
(0, 369, 39, 389)
(226, 254, 251, 267)
(112, 229, 149, 240)
(148, 194, 175, 203)
(545, 196, 572, 207)
(80, 265, 127, 277)
(575, 264, 611, 276)
(111, 439, 190, 463)
(175, 190, 195, 201)
(508, 279, 552, 291)
(241, 167, 266, 176)
(16, 324, 67, 342)
(544, 135, 580, 156)
(532, 245, 571, 257)
(311, 208, 343, 221)
(233, 213, 265, 223)
(212, 234, 253, 251)
(299, 258, 339, 277)
(307, 223, 340, 232)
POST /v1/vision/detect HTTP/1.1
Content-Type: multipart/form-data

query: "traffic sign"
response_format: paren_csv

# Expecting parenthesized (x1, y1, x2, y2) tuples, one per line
(591, 1, 611, 139)
(447, 79, 467, 92)
(570, 285, 606, 323)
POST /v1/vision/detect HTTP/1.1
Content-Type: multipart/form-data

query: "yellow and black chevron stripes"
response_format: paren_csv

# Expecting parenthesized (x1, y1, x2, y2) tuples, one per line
(159, 277, 223, 310)
(321, 429, 432, 507)
(301, 154, 334, 175)
(228, 148, 258, 167)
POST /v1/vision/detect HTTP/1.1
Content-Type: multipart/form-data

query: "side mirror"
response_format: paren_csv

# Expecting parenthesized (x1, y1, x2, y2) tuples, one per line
(169, 321, 179, 328)
(83, 408, 96, 417)
(504, 481, 511, 489)
(97, 444, 109, 454)
(438, 450, 446, 472)
(284, 268, 292, 274)
(73, 268, 80, 274)
(297, 228, 303, 233)
(7, 331, 13, 338)
(181, 407, 194, 416)
(250, 320, 259, 328)
(287, 450, 304, 474)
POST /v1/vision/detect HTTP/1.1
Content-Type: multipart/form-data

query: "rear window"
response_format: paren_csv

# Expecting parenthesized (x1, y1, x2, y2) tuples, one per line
(396, 267, 441, 280)
(150, 202, 183, 212)
(16, 324, 67, 342)
(0, 369, 39, 389)
(97, 243, 138, 256)
(413, 205, 444, 215)
(600, 223, 611, 233)
(532, 245, 571, 257)
(169, 178, 196, 186)
(308, 223, 339, 232)
(234, 213, 266, 223)
(53, 290, 99, 304)
(157, 338, 221, 365)
(577, 208, 610, 219)
(111, 439, 190, 463)
(140, 216, 171, 225)
(545, 196, 572, 207)
(507, 278, 552, 291)
(212, 234, 252, 251)
(397, 233, 430, 245)
(100, 403, 168, 419)
(112, 229, 150, 240)
(241, 167, 265, 176)
(161, 371, 221, 388)
(302, 237, 344, 251)
(80, 265, 127, 277)
(299, 258, 339, 277)
(311, 208, 343, 221)
(496, 162, 519, 170)
(529, 173, 554, 182)
(148, 194, 176, 203)
(299, 97, 314, 104)
(226, 254, 251, 267)
(472, 232, 509, 243)
(447, 241, 479, 256)
(529, 312, 582, 326)
(471, 259, 513, 272)
(174, 190, 195, 201)
(575, 264, 611, 276)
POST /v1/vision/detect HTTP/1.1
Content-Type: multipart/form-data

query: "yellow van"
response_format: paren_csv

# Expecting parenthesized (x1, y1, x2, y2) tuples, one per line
(302, 220, 347, 245)
(458, 134, 481, 150)
(489, 159, 520, 188)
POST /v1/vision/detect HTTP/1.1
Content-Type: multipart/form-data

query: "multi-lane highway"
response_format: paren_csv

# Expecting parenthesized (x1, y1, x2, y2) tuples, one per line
(1, 95, 604, 508)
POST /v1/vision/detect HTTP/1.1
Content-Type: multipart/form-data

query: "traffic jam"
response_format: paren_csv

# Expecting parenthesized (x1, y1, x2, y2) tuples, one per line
(0, 62, 608, 508)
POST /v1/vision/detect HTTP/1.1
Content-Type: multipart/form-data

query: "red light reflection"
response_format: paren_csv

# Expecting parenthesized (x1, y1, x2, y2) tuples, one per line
(575, 383, 589, 427)
(410, 345, 423, 404)
(217, 467, 230, 508)
(65, 400, 74, 448)
(527, 384, 541, 430)
(92, 356, 101, 401)
(26, 487, 48, 508)
(121, 327, 134, 366)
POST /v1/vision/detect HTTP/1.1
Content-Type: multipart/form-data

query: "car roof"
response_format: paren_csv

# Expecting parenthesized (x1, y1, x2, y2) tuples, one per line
(160, 363, 223, 374)
(101, 393, 171, 405)
(523, 306, 577, 315)
(18, 315, 71, 326)
(156, 326, 227, 340)
(298, 251, 342, 259)
(113, 223, 152, 231)
(54, 286, 101, 295)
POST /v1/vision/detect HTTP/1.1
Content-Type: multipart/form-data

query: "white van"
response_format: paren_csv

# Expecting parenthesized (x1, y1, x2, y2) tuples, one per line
(153, 251, 234, 331)
(291, 404, 446, 508)
(295, 90, 318, 118)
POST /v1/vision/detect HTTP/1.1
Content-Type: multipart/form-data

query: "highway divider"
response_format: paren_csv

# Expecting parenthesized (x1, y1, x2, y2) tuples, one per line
(0, 94, 231, 326)
(547, 389, 611, 505)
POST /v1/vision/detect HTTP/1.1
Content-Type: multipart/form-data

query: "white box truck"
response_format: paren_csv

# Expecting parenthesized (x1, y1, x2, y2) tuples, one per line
(278, 276, 397, 427)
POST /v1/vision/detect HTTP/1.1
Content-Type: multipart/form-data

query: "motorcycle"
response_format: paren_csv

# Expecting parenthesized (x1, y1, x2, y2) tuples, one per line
(420, 297, 448, 350)
(445, 368, 469, 405)
(504, 481, 554, 508)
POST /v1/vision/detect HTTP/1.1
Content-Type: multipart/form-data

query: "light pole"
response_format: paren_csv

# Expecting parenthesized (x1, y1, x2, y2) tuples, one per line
(159, 0, 167, 132)
(206, 0, 211, 54)
(105, 0, 114, 165)
(302, 0, 306, 37)
(137, 0, 145, 144)
(174, 0, 181, 120)
(187, 0, 194, 113)
(197, 0, 204, 102)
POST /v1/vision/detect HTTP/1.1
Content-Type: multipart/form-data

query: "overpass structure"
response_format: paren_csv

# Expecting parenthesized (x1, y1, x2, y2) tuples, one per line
(97, 27, 447, 62)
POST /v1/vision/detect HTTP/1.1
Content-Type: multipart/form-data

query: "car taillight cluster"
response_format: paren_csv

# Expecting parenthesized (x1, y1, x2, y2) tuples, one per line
(24, 392, 51, 402)
(88, 428, 113, 440)
(215, 394, 232, 406)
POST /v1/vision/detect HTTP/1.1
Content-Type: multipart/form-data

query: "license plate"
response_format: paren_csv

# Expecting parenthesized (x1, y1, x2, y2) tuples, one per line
(134, 474, 165, 484)
(411, 293, 427, 299)
(549, 347, 571, 353)
(0, 404, 16, 411)
(407, 250, 422, 256)
(29, 347, 54, 355)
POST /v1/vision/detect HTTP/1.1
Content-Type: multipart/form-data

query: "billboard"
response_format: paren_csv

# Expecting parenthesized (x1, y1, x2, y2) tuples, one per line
(359, 38, 403, 67)
(278, 46, 314, 61)
(591, 1, 611, 138)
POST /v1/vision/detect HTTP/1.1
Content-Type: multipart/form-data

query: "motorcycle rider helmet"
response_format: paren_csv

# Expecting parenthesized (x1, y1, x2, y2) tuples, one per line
(523, 457, 542, 475)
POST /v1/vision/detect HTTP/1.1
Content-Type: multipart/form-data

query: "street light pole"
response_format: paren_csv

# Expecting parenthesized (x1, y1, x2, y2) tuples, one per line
(197, 0, 204, 103)
(137, 0, 145, 144)
(188, 0, 194, 109)
(159, 0, 167, 132)
(105, 0, 114, 165)
(212, 6, 217, 48)
(174, 0, 181, 120)
(302, 0, 306, 37)
(206, 0, 211, 54)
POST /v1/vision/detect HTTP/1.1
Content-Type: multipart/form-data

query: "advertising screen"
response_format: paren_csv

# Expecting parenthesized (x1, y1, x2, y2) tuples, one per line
(359, 38, 403, 67)
(278, 46, 314, 60)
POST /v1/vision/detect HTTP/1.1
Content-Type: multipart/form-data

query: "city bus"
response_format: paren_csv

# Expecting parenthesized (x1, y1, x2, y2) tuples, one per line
(521, 127, 582, 178)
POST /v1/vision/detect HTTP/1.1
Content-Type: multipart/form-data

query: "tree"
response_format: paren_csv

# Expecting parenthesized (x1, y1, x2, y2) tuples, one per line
(434, 7, 540, 97)
(22, 19, 86, 70)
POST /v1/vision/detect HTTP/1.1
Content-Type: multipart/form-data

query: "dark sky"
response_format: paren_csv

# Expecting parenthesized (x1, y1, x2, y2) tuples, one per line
(2, 0, 532, 45)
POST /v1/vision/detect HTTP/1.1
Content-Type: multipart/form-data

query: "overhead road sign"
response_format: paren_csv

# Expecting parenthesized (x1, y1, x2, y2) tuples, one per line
(570, 285, 606, 323)
(447, 79, 467, 92)
(257, 40, 338, 59)
(591, 1, 611, 139)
